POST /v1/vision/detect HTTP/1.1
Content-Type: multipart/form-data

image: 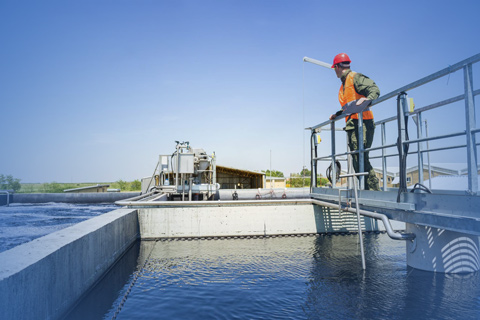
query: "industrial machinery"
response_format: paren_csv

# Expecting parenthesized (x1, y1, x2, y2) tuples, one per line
(141, 141, 219, 201)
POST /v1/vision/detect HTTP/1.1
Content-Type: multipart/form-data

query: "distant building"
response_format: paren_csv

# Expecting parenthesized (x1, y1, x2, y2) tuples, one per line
(142, 165, 267, 191)
(216, 165, 265, 189)
(373, 163, 467, 188)
(265, 176, 287, 189)
(424, 174, 480, 191)
(325, 163, 478, 191)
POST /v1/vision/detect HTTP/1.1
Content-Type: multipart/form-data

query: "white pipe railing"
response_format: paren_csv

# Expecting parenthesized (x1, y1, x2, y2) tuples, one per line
(0, 191, 12, 207)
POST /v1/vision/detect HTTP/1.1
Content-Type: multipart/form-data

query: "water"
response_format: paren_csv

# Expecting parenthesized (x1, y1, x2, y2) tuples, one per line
(67, 234, 480, 320)
(0, 202, 118, 253)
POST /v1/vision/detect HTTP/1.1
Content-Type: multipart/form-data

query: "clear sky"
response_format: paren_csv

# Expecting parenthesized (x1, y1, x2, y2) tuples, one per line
(1, 0, 479, 183)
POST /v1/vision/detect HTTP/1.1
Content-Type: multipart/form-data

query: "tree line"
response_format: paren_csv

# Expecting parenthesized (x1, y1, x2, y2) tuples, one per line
(0, 174, 21, 192)
(2, 169, 330, 193)
(263, 169, 329, 187)
(0, 174, 142, 193)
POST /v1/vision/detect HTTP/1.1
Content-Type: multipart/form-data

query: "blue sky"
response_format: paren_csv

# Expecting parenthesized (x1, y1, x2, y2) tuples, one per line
(1, 0, 479, 183)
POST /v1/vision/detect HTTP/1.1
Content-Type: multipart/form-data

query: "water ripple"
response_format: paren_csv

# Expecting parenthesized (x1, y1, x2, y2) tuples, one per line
(104, 234, 480, 320)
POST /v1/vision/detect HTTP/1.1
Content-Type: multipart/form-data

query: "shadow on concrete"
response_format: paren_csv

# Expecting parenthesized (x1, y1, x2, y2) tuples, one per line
(64, 241, 140, 320)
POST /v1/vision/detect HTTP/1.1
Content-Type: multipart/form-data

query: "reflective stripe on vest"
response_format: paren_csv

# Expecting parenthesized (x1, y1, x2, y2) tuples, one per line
(338, 71, 374, 121)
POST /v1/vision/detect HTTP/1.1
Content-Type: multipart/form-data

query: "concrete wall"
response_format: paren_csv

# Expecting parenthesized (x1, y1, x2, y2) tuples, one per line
(12, 192, 140, 204)
(138, 203, 390, 239)
(0, 208, 139, 320)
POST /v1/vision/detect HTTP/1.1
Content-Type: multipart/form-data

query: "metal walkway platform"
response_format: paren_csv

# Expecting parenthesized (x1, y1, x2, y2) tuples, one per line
(311, 188, 480, 236)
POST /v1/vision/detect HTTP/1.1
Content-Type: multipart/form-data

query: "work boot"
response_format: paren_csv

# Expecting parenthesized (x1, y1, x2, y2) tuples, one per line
(365, 170, 381, 191)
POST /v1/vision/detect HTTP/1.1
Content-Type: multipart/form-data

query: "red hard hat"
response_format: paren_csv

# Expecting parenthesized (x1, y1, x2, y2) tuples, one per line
(331, 53, 351, 68)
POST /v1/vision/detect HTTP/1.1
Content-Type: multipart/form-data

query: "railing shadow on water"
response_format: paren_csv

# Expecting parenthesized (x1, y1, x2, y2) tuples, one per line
(308, 53, 480, 196)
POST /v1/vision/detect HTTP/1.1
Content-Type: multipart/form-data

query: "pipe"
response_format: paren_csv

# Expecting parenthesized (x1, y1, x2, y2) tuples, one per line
(117, 190, 157, 202)
(303, 57, 332, 69)
(310, 199, 415, 241)
(352, 173, 366, 269)
(150, 193, 168, 202)
(175, 147, 180, 190)
(189, 177, 193, 201)
(182, 174, 185, 201)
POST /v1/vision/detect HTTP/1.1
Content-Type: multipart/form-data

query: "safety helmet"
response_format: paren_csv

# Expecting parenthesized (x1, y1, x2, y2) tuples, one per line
(331, 53, 351, 68)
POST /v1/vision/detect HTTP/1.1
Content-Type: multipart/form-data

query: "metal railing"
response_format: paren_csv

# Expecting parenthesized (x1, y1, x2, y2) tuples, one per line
(0, 190, 13, 206)
(307, 53, 480, 195)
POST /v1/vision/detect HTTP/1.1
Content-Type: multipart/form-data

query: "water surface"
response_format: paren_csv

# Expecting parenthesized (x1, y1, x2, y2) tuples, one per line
(0, 202, 118, 252)
(69, 234, 480, 320)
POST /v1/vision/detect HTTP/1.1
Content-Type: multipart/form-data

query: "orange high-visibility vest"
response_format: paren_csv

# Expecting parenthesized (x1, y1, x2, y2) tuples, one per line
(338, 71, 374, 121)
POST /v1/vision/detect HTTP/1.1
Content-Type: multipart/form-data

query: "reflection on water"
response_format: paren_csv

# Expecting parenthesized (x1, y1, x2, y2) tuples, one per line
(69, 234, 480, 320)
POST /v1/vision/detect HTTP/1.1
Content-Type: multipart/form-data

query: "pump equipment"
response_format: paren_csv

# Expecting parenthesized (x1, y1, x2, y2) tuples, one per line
(141, 141, 219, 201)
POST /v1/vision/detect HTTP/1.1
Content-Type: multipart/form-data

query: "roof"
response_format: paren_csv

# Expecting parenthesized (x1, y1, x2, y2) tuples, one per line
(265, 176, 286, 181)
(373, 167, 398, 176)
(406, 163, 464, 175)
(424, 175, 480, 191)
(374, 163, 468, 176)
(459, 164, 480, 175)
(216, 165, 265, 177)
(63, 184, 110, 193)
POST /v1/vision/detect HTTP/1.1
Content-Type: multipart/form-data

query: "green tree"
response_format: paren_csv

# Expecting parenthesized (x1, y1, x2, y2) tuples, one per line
(42, 182, 70, 193)
(288, 173, 310, 188)
(113, 179, 128, 191)
(0, 174, 21, 192)
(262, 170, 284, 177)
(287, 168, 328, 188)
(130, 179, 141, 191)
(300, 167, 311, 177)
(318, 177, 329, 186)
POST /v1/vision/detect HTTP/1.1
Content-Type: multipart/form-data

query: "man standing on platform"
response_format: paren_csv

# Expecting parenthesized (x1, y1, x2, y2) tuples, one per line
(329, 53, 380, 191)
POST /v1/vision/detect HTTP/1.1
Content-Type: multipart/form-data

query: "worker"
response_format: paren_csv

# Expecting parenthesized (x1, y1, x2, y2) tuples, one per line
(329, 53, 380, 191)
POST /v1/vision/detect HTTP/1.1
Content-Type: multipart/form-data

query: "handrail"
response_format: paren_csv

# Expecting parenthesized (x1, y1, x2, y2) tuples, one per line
(308, 57, 480, 131)
(0, 190, 12, 206)
(371, 53, 480, 106)
(306, 53, 480, 194)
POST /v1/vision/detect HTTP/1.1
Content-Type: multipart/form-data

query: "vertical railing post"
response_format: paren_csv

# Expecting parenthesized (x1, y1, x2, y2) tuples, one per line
(425, 120, 432, 189)
(358, 112, 365, 189)
(381, 122, 387, 191)
(331, 121, 337, 188)
(310, 129, 317, 189)
(347, 134, 354, 189)
(416, 112, 424, 185)
(464, 63, 478, 194)
(397, 92, 409, 201)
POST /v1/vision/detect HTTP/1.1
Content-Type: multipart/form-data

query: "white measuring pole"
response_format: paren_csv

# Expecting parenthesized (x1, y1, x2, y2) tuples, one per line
(303, 57, 332, 69)
(340, 172, 369, 270)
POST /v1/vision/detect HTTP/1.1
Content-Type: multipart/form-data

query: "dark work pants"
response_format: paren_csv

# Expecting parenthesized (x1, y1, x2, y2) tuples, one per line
(346, 119, 380, 191)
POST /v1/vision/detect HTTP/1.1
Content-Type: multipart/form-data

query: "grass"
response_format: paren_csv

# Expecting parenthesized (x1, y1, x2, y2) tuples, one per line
(18, 180, 141, 193)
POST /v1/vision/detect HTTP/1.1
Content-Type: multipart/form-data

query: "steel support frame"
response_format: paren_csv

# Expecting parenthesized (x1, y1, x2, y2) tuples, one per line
(381, 123, 387, 190)
(397, 93, 409, 192)
(358, 112, 365, 189)
(330, 121, 337, 187)
(416, 112, 424, 185)
(464, 63, 478, 194)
